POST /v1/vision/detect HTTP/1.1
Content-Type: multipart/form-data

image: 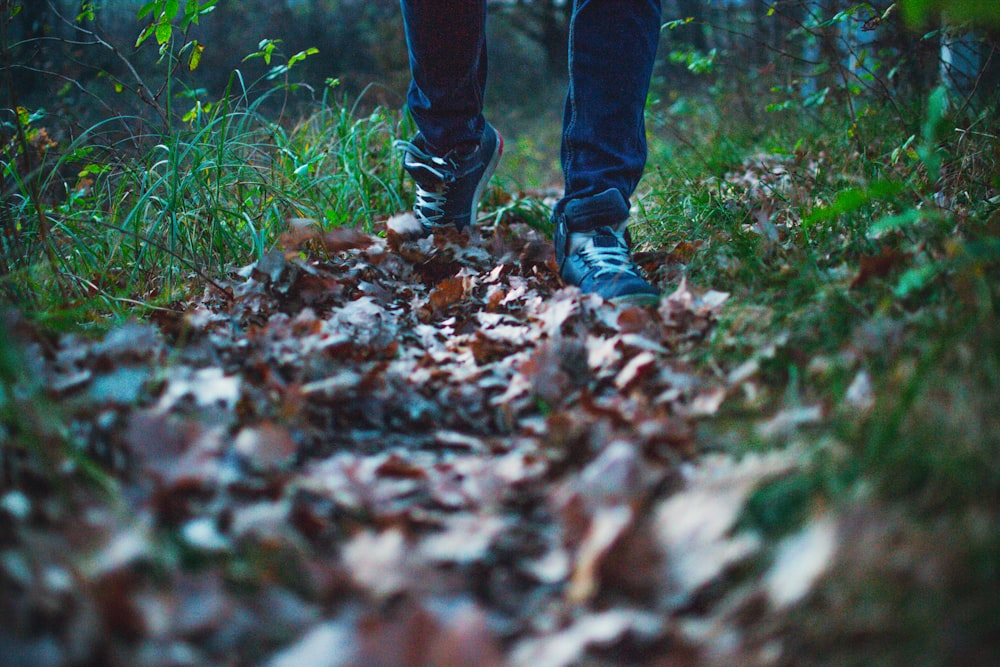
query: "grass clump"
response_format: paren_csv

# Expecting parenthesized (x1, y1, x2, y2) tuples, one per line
(1, 84, 409, 323)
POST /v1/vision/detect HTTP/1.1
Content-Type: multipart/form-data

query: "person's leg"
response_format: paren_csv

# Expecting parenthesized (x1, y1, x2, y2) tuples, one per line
(559, 0, 662, 212)
(400, 0, 489, 154)
(553, 0, 662, 303)
(395, 0, 502, 235)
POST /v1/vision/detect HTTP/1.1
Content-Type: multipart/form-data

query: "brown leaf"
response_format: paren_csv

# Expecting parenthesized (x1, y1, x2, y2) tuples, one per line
(264, 620, 356, 667)
(233, 422, 298, 473)
(280, 219, 374, 253)
(425, 613, 503, 667)
(617, 304, 658, 335)
(428, 276, 468, 314)
(518, 338, 589, 407)
(614, 351, 658, 391)
(519, 239, 555, 271)
(567, 505, 634, 604)
(319, 227, 375, 253)
(653, 452, 797, 602)
(851, 247, 911, 288)
(355, 599, 503, 667)
(94, 570, 146, 639)
(667, 240, 699, 263)
(123, 411, 203, 479)
(509, 610, 663, 667)
(375, 453, 428, 480)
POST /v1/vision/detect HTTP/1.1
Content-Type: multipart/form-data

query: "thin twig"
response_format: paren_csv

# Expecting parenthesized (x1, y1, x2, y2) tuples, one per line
(45, 0, 166, 124)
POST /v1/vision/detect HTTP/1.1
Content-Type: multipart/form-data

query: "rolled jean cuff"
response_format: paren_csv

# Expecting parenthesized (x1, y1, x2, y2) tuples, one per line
(557, 188, 629, 233)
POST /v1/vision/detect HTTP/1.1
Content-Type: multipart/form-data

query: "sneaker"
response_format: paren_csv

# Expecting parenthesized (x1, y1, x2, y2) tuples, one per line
(554, 189, 660, 305)
(394, 123, 503, 236)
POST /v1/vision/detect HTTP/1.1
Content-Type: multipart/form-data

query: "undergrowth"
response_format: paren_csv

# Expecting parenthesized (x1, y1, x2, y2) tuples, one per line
(641, 75, 999, 665)
(1, 85, 410, 324)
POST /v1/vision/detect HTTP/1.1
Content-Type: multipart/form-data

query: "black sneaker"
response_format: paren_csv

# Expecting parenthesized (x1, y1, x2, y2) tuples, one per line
(554, 189, 660, 305)
(394, 123, 503, 236)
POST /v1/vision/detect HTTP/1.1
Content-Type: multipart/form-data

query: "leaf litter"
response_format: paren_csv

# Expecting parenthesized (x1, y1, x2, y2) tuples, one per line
(1, 216, 849, 667)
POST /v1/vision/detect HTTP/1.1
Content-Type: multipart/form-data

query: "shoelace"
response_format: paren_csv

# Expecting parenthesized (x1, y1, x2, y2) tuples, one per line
(574, 228, 642, 280)
(407, 181, 449, 226)
(394, 139, 455, 227)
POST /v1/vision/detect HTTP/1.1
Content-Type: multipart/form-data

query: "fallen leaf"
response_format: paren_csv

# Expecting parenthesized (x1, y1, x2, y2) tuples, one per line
(428, 276, 469, 314)
(614, 351, 657, 391)
(156, 366, 241, 412)
(678, 386, 727, 417)
(567, 505, 634, 604)
(419, 514, 507, 564)
(341, 529, 413, 600)
(253, 249, 288, 284)
(386, 211, 424, 238)
(233, 423, 298, 473)
(844, 370, 875, 412)
(264, 620, 356, 667)
(180, 517, 231, 553)
(851, 247, 911, 288)
(765, 514, 838, 608)
(92, 321, 162, 361)
(756, 405, 823, 439)
(653, 453, 797, 603)
(509, 609, 663, 667)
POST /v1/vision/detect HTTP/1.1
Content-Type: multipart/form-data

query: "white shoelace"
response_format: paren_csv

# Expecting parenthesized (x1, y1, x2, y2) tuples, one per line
(394, 139, 454, 227)
(412, 184, 448, 225)
(570, 227, 642, 279)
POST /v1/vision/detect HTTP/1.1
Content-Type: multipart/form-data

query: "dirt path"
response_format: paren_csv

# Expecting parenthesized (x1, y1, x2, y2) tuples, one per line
(2, 217, 825, 666)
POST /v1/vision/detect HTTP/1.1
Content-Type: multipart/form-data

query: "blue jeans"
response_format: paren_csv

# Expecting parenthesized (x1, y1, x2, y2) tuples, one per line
(400, 0, 662, 230)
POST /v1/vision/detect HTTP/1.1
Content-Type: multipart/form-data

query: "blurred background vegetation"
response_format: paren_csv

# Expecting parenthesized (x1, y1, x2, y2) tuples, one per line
(8, 0, 998, 149)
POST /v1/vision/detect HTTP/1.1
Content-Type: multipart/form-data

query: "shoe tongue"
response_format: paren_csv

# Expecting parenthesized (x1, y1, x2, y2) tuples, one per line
(406, 161, 451, 189)
(568, 226, 625, 255)
(592, 233, 619, 248)
(413, 172, 448, 190)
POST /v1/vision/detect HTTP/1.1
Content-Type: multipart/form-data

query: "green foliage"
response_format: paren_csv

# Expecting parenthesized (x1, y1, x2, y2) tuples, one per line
(135, 0, 219, 53)
(243, 39, 320, 81)
(902, 0, 1000, 26)
(641, 39, 999, 654)
(0, 1, 407, 319)
(668, 46, 718, 75)
(917, 85, 950, 183)
(803, 179, 905, 228)
(2, 94, 407, 316)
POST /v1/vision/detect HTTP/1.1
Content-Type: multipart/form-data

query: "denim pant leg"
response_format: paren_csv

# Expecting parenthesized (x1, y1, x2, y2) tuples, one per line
(559, 0, 662, 229)
(400, 0, 488, 154)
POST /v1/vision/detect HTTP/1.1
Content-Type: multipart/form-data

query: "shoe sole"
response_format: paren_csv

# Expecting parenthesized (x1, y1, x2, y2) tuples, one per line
(610, 292, 661, 307)
(467, 128, 504, 229)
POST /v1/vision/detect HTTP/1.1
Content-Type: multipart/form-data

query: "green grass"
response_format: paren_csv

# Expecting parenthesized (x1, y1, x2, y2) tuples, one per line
(639, 87, 1000, 664)
(1, 86, 410, 322)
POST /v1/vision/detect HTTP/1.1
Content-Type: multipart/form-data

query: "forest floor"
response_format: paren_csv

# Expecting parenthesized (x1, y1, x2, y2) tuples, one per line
(3, 189, 999, 666)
